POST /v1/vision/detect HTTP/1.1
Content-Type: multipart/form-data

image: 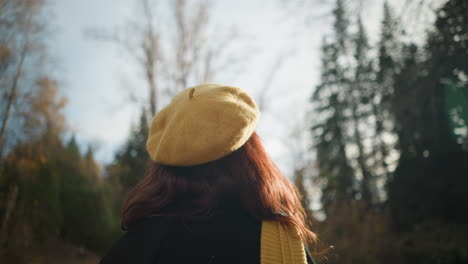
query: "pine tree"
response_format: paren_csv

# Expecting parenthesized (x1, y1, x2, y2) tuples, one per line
(349, 17, 375, 205)
(373, 1, 400, 179)
(389, 0, 468, 229)
(66, 135, 80, 158)
(112, 108, 149, 192)
(391, 43, 422, 159)
(84, 145, 100, 182)
(311, 0, 355, 211)
(423, 0, 468, 153)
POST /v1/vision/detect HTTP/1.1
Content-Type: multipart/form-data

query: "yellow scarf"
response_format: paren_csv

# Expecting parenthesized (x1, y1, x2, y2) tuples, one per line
(260, 221, 307, 264)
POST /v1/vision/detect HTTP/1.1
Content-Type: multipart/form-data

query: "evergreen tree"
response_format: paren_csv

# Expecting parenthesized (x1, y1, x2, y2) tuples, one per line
(112, 108, 149, 192)
(349, 17, 375, 205)
(305, 0, 468, 262)
(389, 0, 468, 230)
(1, 77, 120, 261)
(373, 1, 400, 180)
(66, 135, 80, 158)
(391, 43, 422, 159)
(84, 145, 100, 182)
(105, 108, 150, 219)
(311, 0, 355, 211)
(423, 0, 468, 153)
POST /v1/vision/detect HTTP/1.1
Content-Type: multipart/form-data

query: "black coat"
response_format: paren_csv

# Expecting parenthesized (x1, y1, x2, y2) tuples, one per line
(100, 208, 315, 264)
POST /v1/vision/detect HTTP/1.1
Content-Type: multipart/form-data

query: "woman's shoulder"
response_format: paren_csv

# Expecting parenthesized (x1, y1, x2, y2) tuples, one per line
(100, 216, 171, 264)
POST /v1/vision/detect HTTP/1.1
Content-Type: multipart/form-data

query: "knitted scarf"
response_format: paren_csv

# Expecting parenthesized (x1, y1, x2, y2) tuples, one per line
(260, 221, 307, 264)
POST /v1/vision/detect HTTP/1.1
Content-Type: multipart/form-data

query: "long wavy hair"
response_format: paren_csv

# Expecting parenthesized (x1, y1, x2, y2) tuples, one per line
(122, 132, 316, 242)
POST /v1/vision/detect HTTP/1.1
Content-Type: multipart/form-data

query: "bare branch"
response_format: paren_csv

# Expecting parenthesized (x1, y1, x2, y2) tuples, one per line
(0, 38, 28, 172)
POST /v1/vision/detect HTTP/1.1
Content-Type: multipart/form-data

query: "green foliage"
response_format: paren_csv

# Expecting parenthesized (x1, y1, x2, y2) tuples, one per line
(112, 108, 149, 191)
(1, 134, 121, 259)
(60, 176, 119, 252)
(23, 162, 62, 240)
(0, 0, 120, 262)
(57, 148, 120, 253)
(105, 108, 150, 219)
(309, 0, 468, 263)
(0, 82, 120, 262)
(311, 0, 384, 208)
(311, 0, 356, 207)
(389, 0, 468, 228)
(444, 77, 468, 145)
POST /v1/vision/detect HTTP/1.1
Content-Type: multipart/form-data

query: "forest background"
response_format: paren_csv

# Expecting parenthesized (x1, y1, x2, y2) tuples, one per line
(0, 0, 467, 263)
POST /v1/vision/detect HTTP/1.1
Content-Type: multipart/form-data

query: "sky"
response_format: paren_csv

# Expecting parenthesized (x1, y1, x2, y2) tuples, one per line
(47, 0, 392, 177)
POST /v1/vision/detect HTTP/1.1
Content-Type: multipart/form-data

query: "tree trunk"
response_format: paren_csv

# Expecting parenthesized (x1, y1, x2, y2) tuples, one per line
(0, 45, 27, 173)
(351, 98, 374, 206)
(0, 184, 19, 245)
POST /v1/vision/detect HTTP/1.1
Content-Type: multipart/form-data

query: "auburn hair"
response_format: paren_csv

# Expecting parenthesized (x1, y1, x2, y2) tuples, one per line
(122, 132, 316, 243)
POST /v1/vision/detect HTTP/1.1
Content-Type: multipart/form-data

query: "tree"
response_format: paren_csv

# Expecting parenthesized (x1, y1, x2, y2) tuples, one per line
(349, 17, 375, 206)
(66, 135, 80, 158)
(310, 0, 356, 211)
(372, 1, 400, 181)
(88, 0, 240, 115)
(0, 74, 66, 249)
(0, 74, 119, 260)
(389, 0, 468, 230)
(1, 74, 67, 257)
(0, 0, 49, 171)
(301, 0, 468, 262)
(113, 109, 149, 192)
(105, 108, 149, 219)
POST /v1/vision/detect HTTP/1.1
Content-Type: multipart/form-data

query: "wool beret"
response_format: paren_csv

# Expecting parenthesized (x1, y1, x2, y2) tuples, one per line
(146, 84, 260, 166)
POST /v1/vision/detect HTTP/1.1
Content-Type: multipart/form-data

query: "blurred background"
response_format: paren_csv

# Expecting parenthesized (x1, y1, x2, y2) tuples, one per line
(0, 0, 467, 263)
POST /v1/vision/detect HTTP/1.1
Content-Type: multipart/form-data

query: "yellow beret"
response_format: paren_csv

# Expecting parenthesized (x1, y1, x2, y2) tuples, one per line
(146, 84, 260, 166)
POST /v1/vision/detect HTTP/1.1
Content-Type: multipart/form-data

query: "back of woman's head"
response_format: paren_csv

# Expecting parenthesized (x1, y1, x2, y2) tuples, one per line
(122, 132, 316, 243)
